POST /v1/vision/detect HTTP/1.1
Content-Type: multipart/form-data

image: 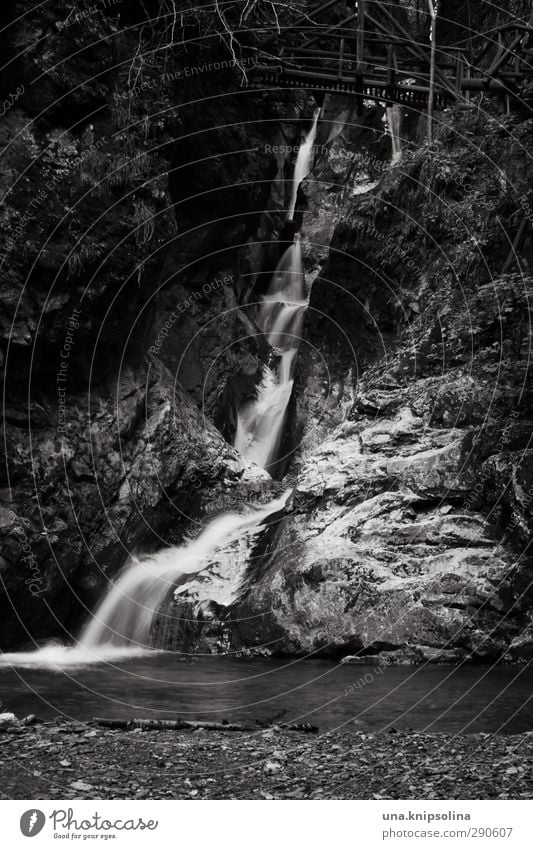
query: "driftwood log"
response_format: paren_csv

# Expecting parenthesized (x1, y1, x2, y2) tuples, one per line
(94, 718, 247, 731)
(93, 717, 319, 733)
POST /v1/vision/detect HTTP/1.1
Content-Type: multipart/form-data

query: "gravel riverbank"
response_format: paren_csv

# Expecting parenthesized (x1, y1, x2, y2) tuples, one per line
(1, 721, 532, 800)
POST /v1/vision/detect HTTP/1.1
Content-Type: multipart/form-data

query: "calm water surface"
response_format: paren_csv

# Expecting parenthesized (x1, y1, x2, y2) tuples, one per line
(1, 654, 532, 733)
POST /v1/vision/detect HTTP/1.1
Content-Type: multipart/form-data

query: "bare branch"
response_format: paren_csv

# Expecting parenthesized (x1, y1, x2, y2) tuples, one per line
(215, 0, 249, 84)
(239, 0, 258, 26)
(269, 1, 281, 34)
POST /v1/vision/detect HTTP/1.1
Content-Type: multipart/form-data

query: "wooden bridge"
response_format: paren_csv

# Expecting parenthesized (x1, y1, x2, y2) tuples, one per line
(249, 0, 533, 109)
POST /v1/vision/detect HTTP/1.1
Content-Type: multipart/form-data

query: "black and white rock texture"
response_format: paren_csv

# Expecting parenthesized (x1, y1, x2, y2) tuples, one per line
(1, 2, 532, 660)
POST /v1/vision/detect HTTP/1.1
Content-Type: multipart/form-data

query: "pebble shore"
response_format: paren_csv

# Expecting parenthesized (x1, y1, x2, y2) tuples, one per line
(1, 721, 532, 799)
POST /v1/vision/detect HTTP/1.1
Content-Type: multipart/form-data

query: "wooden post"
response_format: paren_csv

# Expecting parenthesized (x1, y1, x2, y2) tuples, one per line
(427, 0, 438, 144)
(455, 51, 463, 94)
(338, 36, 345, 79)
(301, 12, 356, 50)
(357, 0, 365, 72)
(386, 44, 395, 104)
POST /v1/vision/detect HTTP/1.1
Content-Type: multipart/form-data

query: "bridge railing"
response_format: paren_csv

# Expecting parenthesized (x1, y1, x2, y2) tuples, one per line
(247, 5, 533, 106)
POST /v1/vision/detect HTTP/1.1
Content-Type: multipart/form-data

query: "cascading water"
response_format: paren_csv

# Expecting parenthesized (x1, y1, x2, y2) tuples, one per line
(385, 104, 402, 164)
(234, 108, 321, 473)
(287, 107, 321, 221)
(234, 235, 308, 472)
(2, 108, 320, 668)
(0, 493, 290, 666)
(80, 491, 290, 649)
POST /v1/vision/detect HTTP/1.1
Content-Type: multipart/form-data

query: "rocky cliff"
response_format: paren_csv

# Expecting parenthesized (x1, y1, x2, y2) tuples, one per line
(1, 1, 532, 661)
(228, 104, 533, 662)
(0, 0, 296, 647)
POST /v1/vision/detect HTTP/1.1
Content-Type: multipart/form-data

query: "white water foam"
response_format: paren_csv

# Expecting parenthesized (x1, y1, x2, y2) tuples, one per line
(234, 237, 308, 471)
(0, 643, 155, 669)
(0, 493, 290, 668)
(287, 107, 321, 221)
(385, 105, 402, 164)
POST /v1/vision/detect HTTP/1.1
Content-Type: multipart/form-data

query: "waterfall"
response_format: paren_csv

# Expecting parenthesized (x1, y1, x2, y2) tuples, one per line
(79, 491, 290, 650)
(0, 493, 290, 667)
(386, 105, 402, 164)
(234, 108, 321, 472)
(234, 236, 308, 472)
(287, 107, 321, 221)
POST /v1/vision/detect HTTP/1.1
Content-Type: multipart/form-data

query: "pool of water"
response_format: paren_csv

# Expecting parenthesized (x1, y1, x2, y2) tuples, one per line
(1, 652, 532, 733)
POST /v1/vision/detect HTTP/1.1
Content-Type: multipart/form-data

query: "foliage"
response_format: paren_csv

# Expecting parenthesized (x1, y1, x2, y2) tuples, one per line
(133, 198, 155, 245)
(67, 242, 103, 279)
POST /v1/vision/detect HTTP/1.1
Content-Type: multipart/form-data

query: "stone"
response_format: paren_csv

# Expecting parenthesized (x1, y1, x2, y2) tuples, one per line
(70, 781, 94, 792)
(263, 761, 282, 775)
(0, 713, 18, 729)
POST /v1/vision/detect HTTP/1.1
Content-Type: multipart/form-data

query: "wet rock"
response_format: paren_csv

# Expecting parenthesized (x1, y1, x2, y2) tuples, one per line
(482, 451, 533, 546)
(509, 625, 533, 660)
(232, 105, 533, 662)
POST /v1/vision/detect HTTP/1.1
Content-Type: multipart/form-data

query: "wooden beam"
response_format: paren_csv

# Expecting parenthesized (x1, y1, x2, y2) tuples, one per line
(487, 34, 523, 77)
(385, 44, 395, 104)
(460, 77, 509, 91)
(357, 0, 365, 71)
(300, 12, 357, 49)
(386, 45, 397, 84)
(455, 51, 463, 92)
(277, 65, 435, 92)
(489, 32, 506, 74)
(427, 0, 437, 144)
(286, 0, 343, 32)
(338, 36, 345, 79)
(367, 3, 456, 93)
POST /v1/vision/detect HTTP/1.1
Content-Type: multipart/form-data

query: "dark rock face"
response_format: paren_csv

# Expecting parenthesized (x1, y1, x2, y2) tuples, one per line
(0, 353, 276, 648)
(229, 404, 528, 661)
(0, 2, 302, 647)
(224, 106, 533, 662)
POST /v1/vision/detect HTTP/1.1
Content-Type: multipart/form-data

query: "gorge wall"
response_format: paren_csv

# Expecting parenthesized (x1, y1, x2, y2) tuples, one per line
(1, 0, 532, 662)
(171, 102, 533, 663)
